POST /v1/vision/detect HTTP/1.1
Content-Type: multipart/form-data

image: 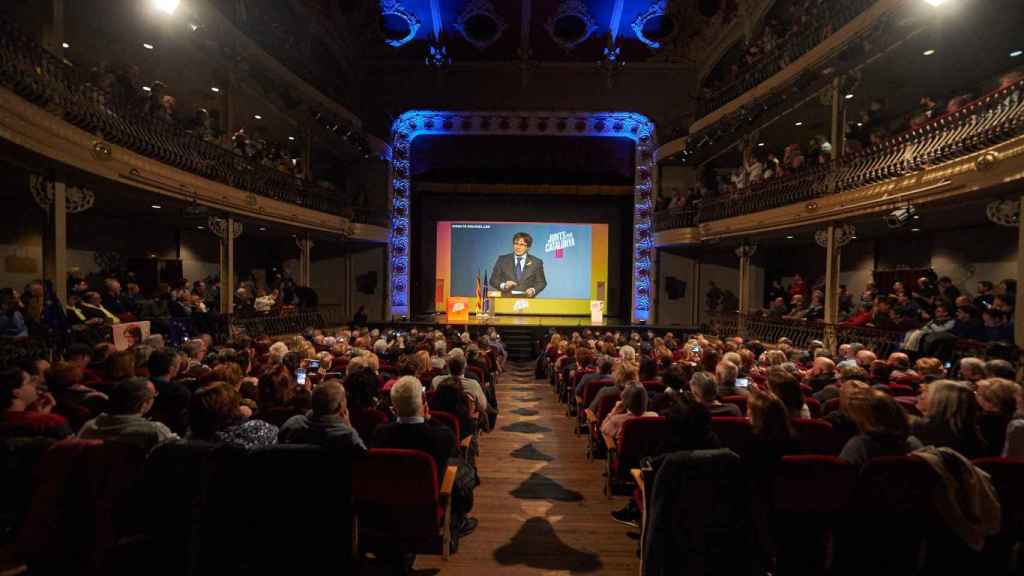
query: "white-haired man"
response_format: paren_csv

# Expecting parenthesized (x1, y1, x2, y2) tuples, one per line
(431, 349, 488, 412)
(374, 376, 477, 537)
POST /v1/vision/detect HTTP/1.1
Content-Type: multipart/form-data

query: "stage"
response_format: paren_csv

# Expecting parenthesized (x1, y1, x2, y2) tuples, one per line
(416, 313, 627, 327)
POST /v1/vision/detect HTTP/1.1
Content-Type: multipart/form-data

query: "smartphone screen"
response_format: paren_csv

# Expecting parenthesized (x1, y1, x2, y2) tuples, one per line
(735, 377, 750, 389)
(691, 345, 701, 354)
(296, 368, 307, 386)
(308, 360, 321, 371)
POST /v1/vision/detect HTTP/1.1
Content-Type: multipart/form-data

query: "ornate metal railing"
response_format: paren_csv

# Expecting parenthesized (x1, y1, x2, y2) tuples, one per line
(696, 78, 1024, 222)
(653, 208, 697, 231)
(704, 312, 907, 356)
(698, 0, 876, 117)
(0, 18, 350, 217)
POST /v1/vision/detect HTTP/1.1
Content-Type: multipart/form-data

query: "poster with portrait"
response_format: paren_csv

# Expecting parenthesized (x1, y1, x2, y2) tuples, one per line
(113, 321, 151, 351)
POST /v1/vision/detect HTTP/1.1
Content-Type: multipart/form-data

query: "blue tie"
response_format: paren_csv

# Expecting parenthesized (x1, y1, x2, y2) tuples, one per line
(515, 257, 523, 281)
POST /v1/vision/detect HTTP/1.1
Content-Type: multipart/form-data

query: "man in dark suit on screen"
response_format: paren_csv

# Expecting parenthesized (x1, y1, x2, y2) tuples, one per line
(489, 232, 547, 298)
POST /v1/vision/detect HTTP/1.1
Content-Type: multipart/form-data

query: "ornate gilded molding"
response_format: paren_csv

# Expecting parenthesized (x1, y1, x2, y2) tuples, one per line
(455, 0, 507, 50)
(545, 0, 598, 52)
(29, 174, 95, 213)
(814, 224, 856, 248)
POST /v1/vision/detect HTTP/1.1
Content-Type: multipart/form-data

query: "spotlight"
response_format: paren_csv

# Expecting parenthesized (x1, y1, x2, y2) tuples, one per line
(253, 114, 262, 120)
(210, 86, 220, 93)
(143, 43, 155, 50)
(1012, 50, 1023, 58)
(845, 93, 854, 100)
(153, 0, 180, 15)
(288, 136, 295, 141)
(794, 121, 803, 127)
(151, 205, 162, 209)
(197, 226, 206, 230)
(885, 205, 916, 228)
(922, 49, 935, 56)
(141, 85, 152, 92)
(785, 235, 795, 239)
(61, 42, 70, 49)
(758, 142, 765, 147)
(911, 228, 921, 232)
(259, 227, 267, 231)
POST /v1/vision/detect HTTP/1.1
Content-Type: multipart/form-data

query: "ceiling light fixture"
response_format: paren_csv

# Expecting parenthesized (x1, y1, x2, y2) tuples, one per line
(857, 122, 864, 127)
(845, 93, 854, 100)
(197, 226, 206, 230)
(922, 0, 947, 6)
(189, 22, 200, 32)
(61, 42, 70, 49)
(253, 114, 262, 120)
(153, 0, 180, 15)
(794, 121, 803, 127)
(922, 49, 936, 56)
(1012, 50, 1023, 58)
(288, 136, 296, 141)
(151, 205, 162, 209)
(911, 228, 921, 232)
(141, 86, 152, 92)
(785, 235, 795, 239)
(758, 142, 765, 147)
(259, 227, 267, 231)
(210, 86, 220, 93)
(143, 42, 155, 50)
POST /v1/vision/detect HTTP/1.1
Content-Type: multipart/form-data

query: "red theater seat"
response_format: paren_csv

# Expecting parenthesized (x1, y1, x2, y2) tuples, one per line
(771, 455, 858, 574)
(353, 448, 457, 560)
(711, 417, 754, 456)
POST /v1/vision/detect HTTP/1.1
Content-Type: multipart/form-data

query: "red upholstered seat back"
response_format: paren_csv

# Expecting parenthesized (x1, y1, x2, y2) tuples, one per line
(773, 455, 857, 515)
(582, 378, 613, 407)
(822, 397, 841, 415)
(594, 393, 621, 427)
(641, 379, 666, 394)
(721, 395, 748, 416)
(353, 449, 441, 541)
(711, 416, 754, 455)
(974, 457, 1024, 539)
(429, 410, 461, 442)
(614, 416, 669, 477)
(792, 418, 839, 454)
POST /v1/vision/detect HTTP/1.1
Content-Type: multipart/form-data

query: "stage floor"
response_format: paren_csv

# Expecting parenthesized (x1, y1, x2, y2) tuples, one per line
(415, 314, 625, 327)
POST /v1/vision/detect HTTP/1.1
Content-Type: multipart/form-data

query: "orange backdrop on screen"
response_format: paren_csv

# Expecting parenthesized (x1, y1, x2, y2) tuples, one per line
(447, 297, 471, 323)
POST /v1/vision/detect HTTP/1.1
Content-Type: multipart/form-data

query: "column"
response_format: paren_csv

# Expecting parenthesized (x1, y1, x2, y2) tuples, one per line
(1016, 197, 1024, 345)
(296, 234, 313, 286)
(735, 242, 757, 337)
(823, 223, 839, 350)
(217, 217, 237, 314)
(42, 181, 67, 302)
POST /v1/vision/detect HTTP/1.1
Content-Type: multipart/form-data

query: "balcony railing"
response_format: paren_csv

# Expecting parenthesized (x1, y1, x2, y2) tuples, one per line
(695, 78, 1024, 223)
(0, 18, 349, 217)
(703, 312, 1020, 366)
(654, 208, 697, 232)
(698, 0, 876, 118)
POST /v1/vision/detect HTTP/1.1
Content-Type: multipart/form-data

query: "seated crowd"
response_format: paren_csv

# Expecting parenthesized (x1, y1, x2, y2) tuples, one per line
(542, 326, 1019, 570)
(756, 274, 1016, 348)
(669, 67, 1024, 214)
(0, 323, 508, 569)
(0, 271, 322, 346)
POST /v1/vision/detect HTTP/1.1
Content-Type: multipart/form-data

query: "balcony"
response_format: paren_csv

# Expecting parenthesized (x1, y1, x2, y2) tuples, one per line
(0, 17, 365, 222)
(695, 79, 1024, 224)
(697, 0, 877, 119)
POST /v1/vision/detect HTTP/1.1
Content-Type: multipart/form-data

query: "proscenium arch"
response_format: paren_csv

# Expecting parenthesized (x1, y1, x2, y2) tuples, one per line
(386, 111, 657, 323)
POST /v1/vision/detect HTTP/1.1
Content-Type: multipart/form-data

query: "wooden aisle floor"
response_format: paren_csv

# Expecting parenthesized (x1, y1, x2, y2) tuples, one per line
(415, 361, 640, 575)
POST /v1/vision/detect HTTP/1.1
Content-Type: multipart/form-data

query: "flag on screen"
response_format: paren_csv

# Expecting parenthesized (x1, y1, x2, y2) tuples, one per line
(482, 271, 490, 314)
(475, 271, 482, 313)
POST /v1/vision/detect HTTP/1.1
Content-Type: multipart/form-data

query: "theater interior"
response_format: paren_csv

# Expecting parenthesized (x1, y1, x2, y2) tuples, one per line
(2, 0, 1024, 574)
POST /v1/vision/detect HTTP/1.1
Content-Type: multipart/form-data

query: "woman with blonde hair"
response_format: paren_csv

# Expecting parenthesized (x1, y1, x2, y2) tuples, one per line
(840, 388, 922, 467)
(912, 379, 985, 458)
(974, 378, 1020, 456)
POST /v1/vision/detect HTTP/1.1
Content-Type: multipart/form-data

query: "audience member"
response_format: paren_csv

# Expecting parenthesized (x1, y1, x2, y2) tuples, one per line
(78, 377, 177, 449)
